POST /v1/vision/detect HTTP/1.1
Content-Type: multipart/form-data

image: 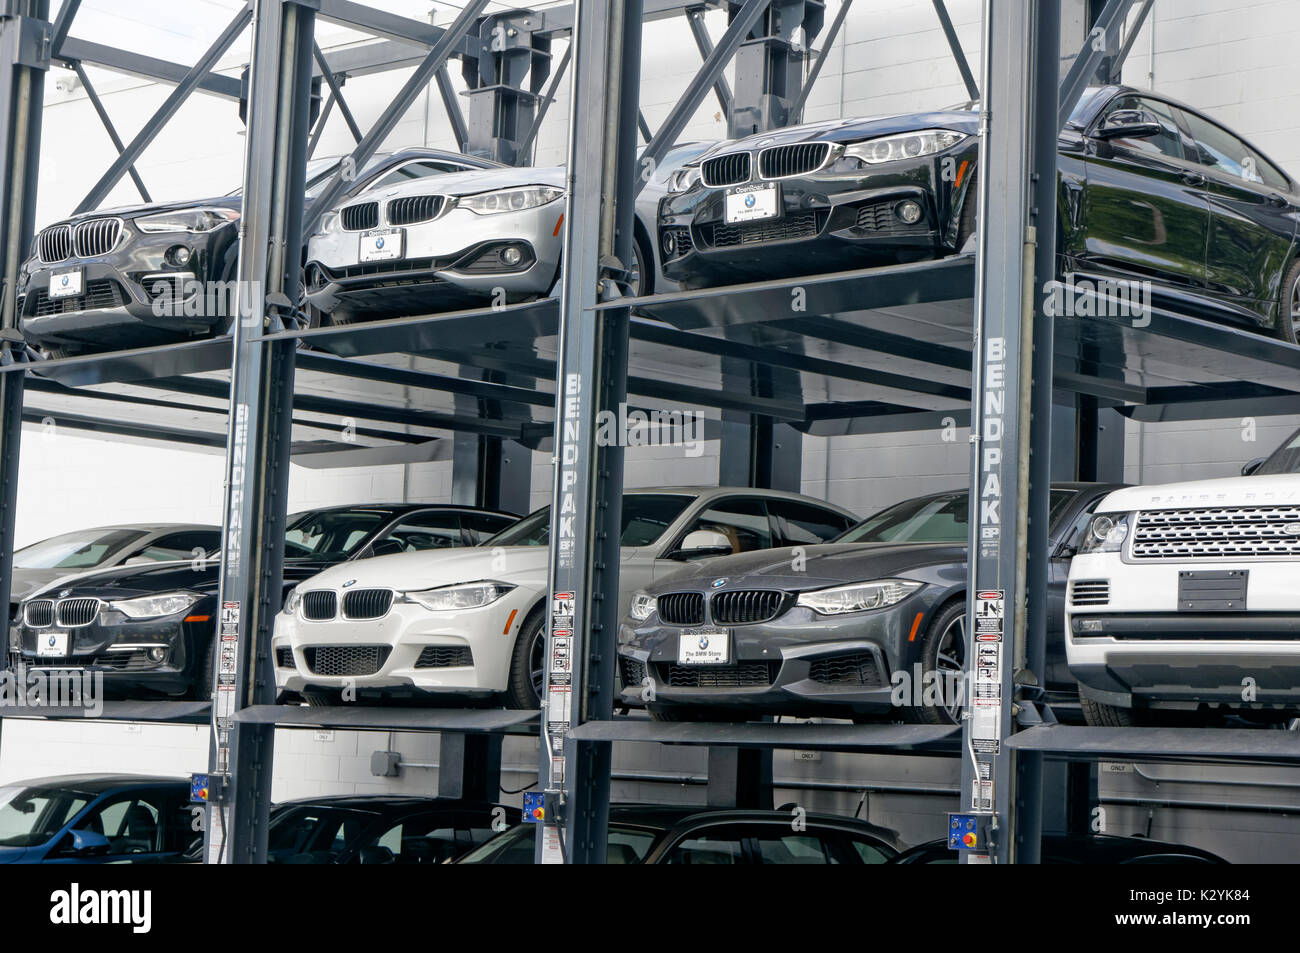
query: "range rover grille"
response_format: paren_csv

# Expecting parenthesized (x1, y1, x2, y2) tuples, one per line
(1131, 506, 1300, 559)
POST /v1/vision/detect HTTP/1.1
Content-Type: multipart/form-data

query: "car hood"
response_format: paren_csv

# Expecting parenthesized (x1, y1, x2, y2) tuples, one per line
(646, 542, 967, 593)
(1096, 473, 1300, 511)
(10, 567, 94, 602)
(698, 110, 980, 160)
(24, 560, 221, 600)
(353, 165, 566, 202)
(299, 545, 553, 592)
(49, 194, 241, 227)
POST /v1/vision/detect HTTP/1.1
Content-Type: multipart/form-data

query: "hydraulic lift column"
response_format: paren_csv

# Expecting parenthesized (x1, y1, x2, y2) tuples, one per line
(205, 0, 315, 864)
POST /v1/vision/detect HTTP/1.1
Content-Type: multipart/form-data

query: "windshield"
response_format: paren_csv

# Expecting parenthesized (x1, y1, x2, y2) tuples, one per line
(265, 806, 369, 864)
(284, 509, 391, 561)
(225, 154, 394, 198)
(838, 490, 1076, 544)
(13, 528, 145, 570)
(484, 494, 694, 548)
(458, 822, 658, 864)
(0, 784, 93, 848)
(1256, 427, 1300, 475)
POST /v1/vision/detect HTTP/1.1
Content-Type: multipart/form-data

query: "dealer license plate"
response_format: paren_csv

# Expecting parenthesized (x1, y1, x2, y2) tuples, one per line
(359, 228, 404, 263)
(677, 626, 730, 665)
(49, 269, 83, 299)
(36, 630, 69, 657)
(725, 183, 779, 223)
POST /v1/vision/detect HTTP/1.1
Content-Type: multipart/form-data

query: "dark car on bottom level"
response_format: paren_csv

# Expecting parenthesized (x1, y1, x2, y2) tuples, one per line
(617, 482, 1122, 724)
(19, 148, 501, 355)
(256, 795, 521, 864)
(6, 503, 517, 699)
(457, 805, 903, 864)
(890, 833, 1228, 864)
(0, 775, 192, 864)
(659, 85, 1300, 344)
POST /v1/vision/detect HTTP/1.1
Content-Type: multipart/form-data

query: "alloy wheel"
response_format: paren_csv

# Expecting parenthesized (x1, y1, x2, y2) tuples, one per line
(935, 613, 966, 724)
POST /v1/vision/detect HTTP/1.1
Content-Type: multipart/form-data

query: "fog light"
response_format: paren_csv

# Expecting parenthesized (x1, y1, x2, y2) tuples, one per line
(501, 245, 524, 267)
(662, 232, 676, 255)
(896, 200, 922, 224)
(148, 646, 167, 662)
(167, 245, 192, 266)
(1076, 619, 1104, 634)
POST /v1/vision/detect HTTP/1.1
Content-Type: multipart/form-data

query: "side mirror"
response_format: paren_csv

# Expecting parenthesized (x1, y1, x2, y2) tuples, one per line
(357, 845, 395, 865)
(68, 829, 112, 855)
(666, 529, 734, 560)
(1242, 457, 1266, 476)
(1095, 108, 1162, 141)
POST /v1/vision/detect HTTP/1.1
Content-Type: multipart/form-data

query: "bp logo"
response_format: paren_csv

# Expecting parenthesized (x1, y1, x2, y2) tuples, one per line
(711, 578, 727, 588)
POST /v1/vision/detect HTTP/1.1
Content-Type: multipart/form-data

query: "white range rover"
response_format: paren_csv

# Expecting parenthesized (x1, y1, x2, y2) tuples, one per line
(273, 487, 857, 709)
(1066, 428, 1300, 726)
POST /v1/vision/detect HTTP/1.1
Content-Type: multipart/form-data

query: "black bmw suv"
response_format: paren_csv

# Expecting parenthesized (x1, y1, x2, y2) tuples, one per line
(7, 503, 517, 699)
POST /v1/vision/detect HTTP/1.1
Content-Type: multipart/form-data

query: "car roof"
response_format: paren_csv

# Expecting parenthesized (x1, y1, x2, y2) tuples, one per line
(287, 503, 517, 518)
(6, 774, 187, 794)
(273, 794, 505, 812)
(38, 523, 219, 534)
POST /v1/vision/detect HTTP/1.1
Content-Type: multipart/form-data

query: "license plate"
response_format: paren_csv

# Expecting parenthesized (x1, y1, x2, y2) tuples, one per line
(359, 228, 403, 263)
(36, 630, 69, 657)
(678, 626, 730, 665)
(49, 269, 83, 299)
(725, 183, 779, 224)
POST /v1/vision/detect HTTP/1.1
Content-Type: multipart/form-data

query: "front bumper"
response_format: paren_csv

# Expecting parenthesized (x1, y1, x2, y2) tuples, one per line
(19, 228, 236, 349)
(304, 203, 564, 320)
(273, 585, 542, 699)
(657, 150, 976, 288)
(9, 614, 205, 697)
(616, 595, 939, 717)
(1066, 555, 1300, 708)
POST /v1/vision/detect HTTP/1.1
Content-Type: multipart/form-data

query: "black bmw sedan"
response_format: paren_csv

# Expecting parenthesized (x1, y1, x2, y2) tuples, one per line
(7, 503, 516, 699)
(617, 483, 1121, 724)
(659, 85, 1300, 344)
(18, 148, 501, 355)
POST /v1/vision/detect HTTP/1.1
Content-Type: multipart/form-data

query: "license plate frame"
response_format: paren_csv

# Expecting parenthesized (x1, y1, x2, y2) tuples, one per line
(48, 269, 84, 300)
(677, 625, 730, 665)
(36, 630, 70, 657)
(359, 228, 404, 263)
(725, 183, 780, 224)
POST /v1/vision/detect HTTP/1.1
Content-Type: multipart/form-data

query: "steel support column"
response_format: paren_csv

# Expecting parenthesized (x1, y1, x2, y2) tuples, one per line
(727, 0, 823, 138)
(462, 10, 552, 165)
(537, 0, 643, 864)
(0, 0, 49, 716)
(205, 0, 316, 865)
(958, 0, 1041, 865)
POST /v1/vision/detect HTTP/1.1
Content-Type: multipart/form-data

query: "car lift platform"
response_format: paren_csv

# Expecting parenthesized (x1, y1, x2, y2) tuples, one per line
(573, 718, 961, 755)
(1007, 724, 1300, 765)
(0, 700, 212, 724)
(235, 704, 540, 734)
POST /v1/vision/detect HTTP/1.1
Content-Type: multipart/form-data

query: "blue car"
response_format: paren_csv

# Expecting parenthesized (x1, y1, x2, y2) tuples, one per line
(0, 774, 193, 863)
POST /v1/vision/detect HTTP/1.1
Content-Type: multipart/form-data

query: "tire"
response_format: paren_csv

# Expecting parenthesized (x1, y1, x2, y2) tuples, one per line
(955, 170, 978, 253)
(629, 229, 654, 298)
(1080, 694, 1137, 727)
(505, 609, 546, 710)
(1276, 257, 1300, 345)
(909, 600, 967, 726)
(191, 636, 216, 701)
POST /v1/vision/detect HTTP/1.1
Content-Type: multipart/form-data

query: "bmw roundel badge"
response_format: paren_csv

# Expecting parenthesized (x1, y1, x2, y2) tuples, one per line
(711, 578, 727, 588)
(375, 237, 385, 249)
(342, 579, 357, 588)
(744, 193, 756, 208)
(698, 635, 710, 650)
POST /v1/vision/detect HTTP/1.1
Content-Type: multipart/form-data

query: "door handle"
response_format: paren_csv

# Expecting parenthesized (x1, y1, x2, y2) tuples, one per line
(1180, 170, 1207, 186)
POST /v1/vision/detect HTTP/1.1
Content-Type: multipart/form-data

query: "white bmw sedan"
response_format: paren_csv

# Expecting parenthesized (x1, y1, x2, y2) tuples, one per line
(273, 487, 857, 708)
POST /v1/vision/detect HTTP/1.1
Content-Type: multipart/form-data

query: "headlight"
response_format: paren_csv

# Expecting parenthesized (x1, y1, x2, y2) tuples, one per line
(1077, 513, 1131, 555)
(8, 625, 20, 652)
(455, 186, 564, 215)
(318, 211, 340, 233)
(836, 129, 969, 169)
(796, 579, 922, 615)
(108, 592, 201, 620)
(282, 588, 300, 616)
(397, 581, 515, 611)
(666, 167, 701, 194)
(628, 592, 657, 622)
(134, 207, 240, 234)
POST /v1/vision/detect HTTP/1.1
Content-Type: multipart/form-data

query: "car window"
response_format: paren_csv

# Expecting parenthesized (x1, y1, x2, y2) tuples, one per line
(371, 817, 478, 864)
(677, 498, 772, 554)
(284, 509, 392, 560)
(133, 531, 220, 562)
(0, 786, 91, 847)
(1100, 95, 1184, 160)
(265, 807, 368, 863)
(767, 500, 855, 545)
(72, 794, 165, 855)
(455, 824, 537, 864)
(12, 529, 146, 570)
(370, 159, 475, 189)
(1257, 427, 1300, 475)
(485, 495, 693, 548)
(840, 490, 1075, 544)
(462, 512, 517, 544)
(846, 835, 894, 864)
(371, 512, 464, 555)
(1180, 109, 1288, 188)
(752, 832, 839, 864)
(662, 829, 747, 864)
